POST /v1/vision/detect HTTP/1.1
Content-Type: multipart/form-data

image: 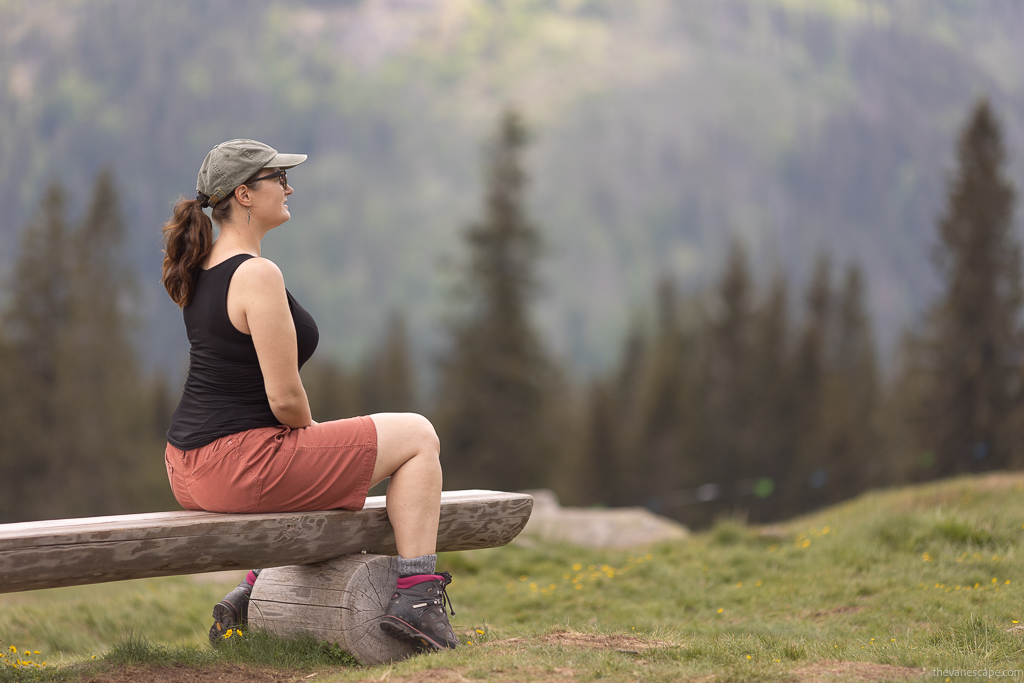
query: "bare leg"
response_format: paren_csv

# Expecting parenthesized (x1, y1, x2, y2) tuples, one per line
(369, 413, 442, 559)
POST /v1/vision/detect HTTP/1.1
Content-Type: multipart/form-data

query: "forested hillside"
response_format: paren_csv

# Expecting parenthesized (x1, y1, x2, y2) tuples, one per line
(1, 0, 1022, 370)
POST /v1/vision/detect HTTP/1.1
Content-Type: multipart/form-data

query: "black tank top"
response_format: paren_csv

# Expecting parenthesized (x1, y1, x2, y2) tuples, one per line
(166, 254, 319, 450)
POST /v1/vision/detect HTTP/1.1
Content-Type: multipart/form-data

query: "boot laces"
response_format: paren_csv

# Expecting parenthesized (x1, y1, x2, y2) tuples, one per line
(438, 571, 455, 616)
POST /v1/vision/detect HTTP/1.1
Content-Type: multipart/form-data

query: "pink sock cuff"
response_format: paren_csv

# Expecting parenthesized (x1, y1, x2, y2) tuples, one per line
(246, 570, 258, 587)
(397, 574, 444, 589)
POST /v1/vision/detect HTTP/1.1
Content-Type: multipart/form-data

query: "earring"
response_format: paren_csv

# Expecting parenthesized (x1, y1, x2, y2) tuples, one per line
(247, 207, 251, 225)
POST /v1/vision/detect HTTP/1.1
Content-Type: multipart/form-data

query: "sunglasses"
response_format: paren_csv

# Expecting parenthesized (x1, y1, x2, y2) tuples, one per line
(251, 168, 288, 188)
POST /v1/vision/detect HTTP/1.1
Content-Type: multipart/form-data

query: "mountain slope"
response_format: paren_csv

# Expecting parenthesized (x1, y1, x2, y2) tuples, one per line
(1, 0, 1021, 370)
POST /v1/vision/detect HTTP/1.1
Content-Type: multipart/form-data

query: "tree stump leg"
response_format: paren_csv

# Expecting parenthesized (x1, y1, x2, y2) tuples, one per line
(249, 554, 417, 665)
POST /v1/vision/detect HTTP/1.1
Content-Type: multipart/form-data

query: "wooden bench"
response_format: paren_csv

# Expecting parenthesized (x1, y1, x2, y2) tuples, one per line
(0, 490, 533, 664)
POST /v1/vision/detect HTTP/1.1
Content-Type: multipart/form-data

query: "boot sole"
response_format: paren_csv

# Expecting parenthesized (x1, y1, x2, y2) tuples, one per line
(380, 616, 455, 650)
(209, 601, 242, 647)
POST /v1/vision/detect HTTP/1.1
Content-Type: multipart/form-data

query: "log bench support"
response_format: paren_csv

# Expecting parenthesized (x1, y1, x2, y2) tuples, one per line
(0, 490, 533, 665)
(251, 554, 417, 664)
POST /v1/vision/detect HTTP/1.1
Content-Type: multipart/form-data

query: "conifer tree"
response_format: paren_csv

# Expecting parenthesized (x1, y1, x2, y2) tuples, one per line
(360, 311, 417, 414)
(0, 183, 73, 521)
(746, 272, 794, 521)
(626, 279, 698, 510)
(67, 168, 166, 513)
(826, 264, 880, 497)
(0, 172, 172, 521)
(579, 378, 622, 505)
(916, 99, 1021, 476)
(703, 240, 756, 497)
(435, 108, 555, 491)
(302, 358, 361, 421)
(785, 254, 833, 515)
(580, 317, 650, 507)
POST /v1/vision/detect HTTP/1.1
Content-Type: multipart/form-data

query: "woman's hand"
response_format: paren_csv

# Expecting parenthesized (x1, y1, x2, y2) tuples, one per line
(228, 257, 313, 428)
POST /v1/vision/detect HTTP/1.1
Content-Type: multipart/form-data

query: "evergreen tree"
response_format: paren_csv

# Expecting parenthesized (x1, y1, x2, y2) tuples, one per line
(826, 264, 880, 498)
(579, 378, 622, 505)
(0, 171, 173, 521)
(746, 271, 794, 521)
(66, 168, 153, 512)
(703, 240, 756, 507)
(626, 278, 699, 512)
(916, 99, 1021, 477)
(435, 108, 555, 491)
(785, 253, 833, 515)
(579, 316, 650, 507)
(360, 311, 417, 414)
(302, 358, 361, 421)
(0, 183, 73, 521)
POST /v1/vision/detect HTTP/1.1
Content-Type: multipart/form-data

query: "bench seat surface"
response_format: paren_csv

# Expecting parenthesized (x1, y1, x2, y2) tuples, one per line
(0, 490, 533, 594)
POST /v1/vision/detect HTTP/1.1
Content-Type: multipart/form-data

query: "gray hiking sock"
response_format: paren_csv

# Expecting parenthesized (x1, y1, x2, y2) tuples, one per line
(396, 553, 437, 577)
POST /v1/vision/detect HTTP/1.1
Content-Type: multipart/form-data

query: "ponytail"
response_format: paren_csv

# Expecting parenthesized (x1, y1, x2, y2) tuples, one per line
(161, 197, 213, 307)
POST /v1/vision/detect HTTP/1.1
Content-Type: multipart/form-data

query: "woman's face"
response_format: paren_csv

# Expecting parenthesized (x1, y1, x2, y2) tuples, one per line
(249, 167, 293, 229)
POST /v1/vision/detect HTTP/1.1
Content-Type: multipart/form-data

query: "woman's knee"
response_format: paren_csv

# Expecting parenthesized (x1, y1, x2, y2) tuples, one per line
(372, 412, 440, 461)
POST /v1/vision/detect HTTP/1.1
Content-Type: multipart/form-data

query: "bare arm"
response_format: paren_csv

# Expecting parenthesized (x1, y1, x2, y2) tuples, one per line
(229, 258, 313, 428)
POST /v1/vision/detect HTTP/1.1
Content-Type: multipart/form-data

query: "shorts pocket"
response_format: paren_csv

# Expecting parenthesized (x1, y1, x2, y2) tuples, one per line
(186, 440, 263, 513)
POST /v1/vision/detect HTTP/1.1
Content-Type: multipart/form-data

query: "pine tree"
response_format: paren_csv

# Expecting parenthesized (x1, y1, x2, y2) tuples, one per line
(916, 99, 1021, 477)
(0, 171, 173, 521)
(0, 183, 73, 521)
(626, 278, 698, 511)
(703, 240, 756, 495)
(435, 108, 555, 491)
(360, 311, 417, 414)
(826, 264, 880, 498)
(302, 358, 361, 421)
(580, 316, 650, 507)
(785, 253, 833, 515)
(746, 272, 794, 521)
(579, 378, 622, 505)
(66, 167, 167, 514)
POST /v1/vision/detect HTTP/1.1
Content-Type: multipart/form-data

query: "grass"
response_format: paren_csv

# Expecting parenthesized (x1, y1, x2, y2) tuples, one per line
(4, 472, 1024, 681)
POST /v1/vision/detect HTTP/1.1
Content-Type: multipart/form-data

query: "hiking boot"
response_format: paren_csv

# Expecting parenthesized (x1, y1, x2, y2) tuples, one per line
(209, 570, 259, 646)
(380, 572, 459, 650)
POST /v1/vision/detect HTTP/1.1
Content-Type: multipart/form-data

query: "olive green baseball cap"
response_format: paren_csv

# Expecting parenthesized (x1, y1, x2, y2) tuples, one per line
(197, 139, 307, 206)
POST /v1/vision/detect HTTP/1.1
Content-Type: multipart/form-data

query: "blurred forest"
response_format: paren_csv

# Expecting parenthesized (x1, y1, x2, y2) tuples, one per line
(2, 0, 1024, 524)
(1, 0, 1022, 370)
(2, 99, 1021, 531)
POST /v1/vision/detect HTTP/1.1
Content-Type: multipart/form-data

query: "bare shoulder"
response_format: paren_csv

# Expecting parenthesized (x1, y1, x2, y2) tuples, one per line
(231, 257, 287, 301)
(234, 257, 285, 287)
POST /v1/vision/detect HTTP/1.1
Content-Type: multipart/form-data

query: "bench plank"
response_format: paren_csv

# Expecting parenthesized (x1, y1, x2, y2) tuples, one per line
(0, 490, 532, 594)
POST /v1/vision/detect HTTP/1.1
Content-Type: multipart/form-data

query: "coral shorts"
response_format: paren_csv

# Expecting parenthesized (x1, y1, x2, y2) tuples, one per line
(164, 416, 378, 513)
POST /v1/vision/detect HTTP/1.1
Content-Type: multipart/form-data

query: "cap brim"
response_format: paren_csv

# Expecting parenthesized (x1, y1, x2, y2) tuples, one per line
(266, 153, 307, 170)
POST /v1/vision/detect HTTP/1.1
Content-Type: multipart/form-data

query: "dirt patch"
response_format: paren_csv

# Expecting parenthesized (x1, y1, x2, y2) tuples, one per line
(964, 472, 1024, 492)
(78, 663, 316, 683)
(388, 668, 581, 683)
(791, 660, 926, 682)
(538, 631, 670, 653)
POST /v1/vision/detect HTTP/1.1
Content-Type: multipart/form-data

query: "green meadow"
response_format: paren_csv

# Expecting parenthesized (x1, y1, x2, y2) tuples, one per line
(4, 473, 1024, 681)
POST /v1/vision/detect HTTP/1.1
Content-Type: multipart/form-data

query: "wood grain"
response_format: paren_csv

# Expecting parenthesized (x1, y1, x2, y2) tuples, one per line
(0, 490, 532, 594)
(250, 554, 418, 665)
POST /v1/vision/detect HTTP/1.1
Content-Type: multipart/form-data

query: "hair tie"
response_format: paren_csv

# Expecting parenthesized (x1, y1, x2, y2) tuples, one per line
(196, 193, 211, 209)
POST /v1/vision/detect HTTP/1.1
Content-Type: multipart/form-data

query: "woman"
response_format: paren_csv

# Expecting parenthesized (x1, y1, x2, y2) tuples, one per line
(161, 139, 458, 651)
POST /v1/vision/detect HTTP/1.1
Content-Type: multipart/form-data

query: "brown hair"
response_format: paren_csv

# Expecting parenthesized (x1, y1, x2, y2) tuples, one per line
(160, 178, 261, 307)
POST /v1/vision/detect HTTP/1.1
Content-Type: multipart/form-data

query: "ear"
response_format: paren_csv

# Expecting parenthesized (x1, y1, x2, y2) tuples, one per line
(234, 184, 252, 207)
